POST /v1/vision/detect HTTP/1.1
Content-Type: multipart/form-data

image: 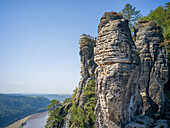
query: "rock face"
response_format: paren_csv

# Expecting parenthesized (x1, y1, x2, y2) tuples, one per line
(75, 34, 97, 107)
(48, 34, 97, 128)
(125, 115, 169, 128)
(47, 12, 169, 128)
(134, 21, 169, 116)
(57, 103, 71, 128)
(94, 12, 141, 128)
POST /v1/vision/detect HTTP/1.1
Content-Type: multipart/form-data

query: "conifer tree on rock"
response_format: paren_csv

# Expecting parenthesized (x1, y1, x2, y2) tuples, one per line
(121, 3, 142, 29)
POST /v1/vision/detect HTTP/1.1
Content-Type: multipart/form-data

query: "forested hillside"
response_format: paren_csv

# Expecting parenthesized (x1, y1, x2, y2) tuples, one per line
(0, 94, 50, 128)
(11, 94, 72, 101)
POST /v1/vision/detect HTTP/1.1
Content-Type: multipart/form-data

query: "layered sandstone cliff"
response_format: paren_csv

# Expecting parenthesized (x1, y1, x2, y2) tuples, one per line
(134, 21, 169, 117)
(75, 34, 97, 108)
(94, 12, 141, 128)
(46, 11, 169, 128)
(94, 12, 169, 128)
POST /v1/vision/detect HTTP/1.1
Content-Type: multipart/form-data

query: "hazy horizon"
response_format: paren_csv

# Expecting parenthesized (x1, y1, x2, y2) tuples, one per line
(0, 92, 72, 94)
(0, 0, 169, 94)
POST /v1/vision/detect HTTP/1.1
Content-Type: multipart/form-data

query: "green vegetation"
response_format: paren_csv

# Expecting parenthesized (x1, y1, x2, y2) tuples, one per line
(63, 98, 72, 105)
(13, 93, 72, 101)
(46, 99, 62, 128)
(121, 3, 142, 29)
(140, 2, 170, 63)
(45, 80, 97, 128)
(78, 37, 96, 48)
(45, 97, 72, 128)
(134, 49, 140, 56)
(140, 2, 170, 41)
(69, 79, 96, 128)
(0, 94, 50, 128)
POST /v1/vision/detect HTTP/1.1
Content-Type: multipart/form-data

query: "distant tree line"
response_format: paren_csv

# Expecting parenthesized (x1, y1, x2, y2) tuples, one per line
(0, 94, 50, 128)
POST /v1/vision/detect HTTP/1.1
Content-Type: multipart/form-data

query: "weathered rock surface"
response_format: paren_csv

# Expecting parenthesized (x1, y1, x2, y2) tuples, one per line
(53, 102, 71, 128)
(47, 12, 169, 128)
(134, 21, 169, 116)
(153, 119, 168, 128)
(75, 34, 97, 107)
(94, 12, 141, 128)
(163, 89, 170, 125)
(125, 115, 169, 128)
(125, 115, 154, 128)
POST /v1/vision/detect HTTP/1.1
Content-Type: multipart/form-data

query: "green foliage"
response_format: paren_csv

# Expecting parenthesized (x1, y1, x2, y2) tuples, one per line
(140, 2, 170, 41)
(47, 99, 62, 113)
(69, 80, 96, 128)
(69, 104, 85, 128)
(121, 3, 142, 28)
(83, 80, 97, 127)
(78, 39, 82, 45)
(45, 87, 77, 128)
(0, 94, 50, 128)
(140, 2, 170, 63)
(134, 49, 140, 56)
(46, 99, 62, 128)
(72, 87, 78, 102)
(62, 98, 71, 105)
(78, 37, 96, 48)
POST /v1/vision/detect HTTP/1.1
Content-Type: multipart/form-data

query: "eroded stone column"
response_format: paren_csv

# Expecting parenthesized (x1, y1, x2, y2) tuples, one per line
(134, 21, 169, 116)
(94, 12, 141, 128)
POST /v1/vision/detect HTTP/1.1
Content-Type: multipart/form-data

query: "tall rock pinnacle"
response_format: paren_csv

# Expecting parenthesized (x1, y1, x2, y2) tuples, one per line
(134, 21, 169, 116)
(94, 12, 141, 128)
(75, 34, 97, 107)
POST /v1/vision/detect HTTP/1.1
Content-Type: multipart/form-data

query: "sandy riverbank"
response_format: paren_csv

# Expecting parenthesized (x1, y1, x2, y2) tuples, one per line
(5, 111, 48, 128)
(5, 115, 32, 128)
(23, 111, 48, 128)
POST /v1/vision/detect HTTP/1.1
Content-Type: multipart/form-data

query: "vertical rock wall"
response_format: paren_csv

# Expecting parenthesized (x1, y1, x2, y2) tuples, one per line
(46, 12, 169, 128)
(94, 12, 141, 128)
(134, 21, 169, 116)
(75, 34, 97, 107)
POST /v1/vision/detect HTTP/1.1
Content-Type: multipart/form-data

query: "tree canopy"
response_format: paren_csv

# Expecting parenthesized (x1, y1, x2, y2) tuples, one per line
(121, 3, 142, 28)
(140, 2, 170, 63)
(140, 2, 170, 40)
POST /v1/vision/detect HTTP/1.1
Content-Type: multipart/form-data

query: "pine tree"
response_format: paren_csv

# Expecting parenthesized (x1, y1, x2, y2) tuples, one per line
(121, 3, 142, 28)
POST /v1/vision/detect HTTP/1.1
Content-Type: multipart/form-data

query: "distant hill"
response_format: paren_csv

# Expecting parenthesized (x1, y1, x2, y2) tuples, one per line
(0, 94, 50, 128)
(10, 93, 72, 101)
(34, 94, 72, 101)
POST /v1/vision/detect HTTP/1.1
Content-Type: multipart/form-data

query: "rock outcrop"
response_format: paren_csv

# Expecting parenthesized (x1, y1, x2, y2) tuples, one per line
(46, 11, 169, 128)
(134, 21, 169, 117)
(66, 34, 97, 128)
(75, 34, 97, 107)
(46, 34, 97, 128)
(55, 103, 72, 128)
(125, 115, 168, 128)
(94, 13, 169, 128)
(94, 12, 141, 128)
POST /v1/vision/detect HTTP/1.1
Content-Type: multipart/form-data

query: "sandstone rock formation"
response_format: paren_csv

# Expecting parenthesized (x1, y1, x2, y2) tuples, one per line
(94, 12, 141, 128)
(94, 12, 169, 128)
(134, 21, 169, 117)
(125, 115, 168, 128)
(55, 103, 71, 128)
(46, 12, 169, 128)
(75, 34, 97, 107)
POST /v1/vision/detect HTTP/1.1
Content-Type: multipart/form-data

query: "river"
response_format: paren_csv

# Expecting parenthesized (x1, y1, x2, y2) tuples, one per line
(23, 111, 48, 128)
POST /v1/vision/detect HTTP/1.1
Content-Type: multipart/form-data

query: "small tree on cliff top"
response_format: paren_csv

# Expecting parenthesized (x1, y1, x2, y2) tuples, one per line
(121, 3, 142, 29)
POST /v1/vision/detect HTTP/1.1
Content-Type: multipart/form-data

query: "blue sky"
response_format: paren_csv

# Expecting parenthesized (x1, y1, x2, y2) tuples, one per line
(0, 0, 169, 94)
